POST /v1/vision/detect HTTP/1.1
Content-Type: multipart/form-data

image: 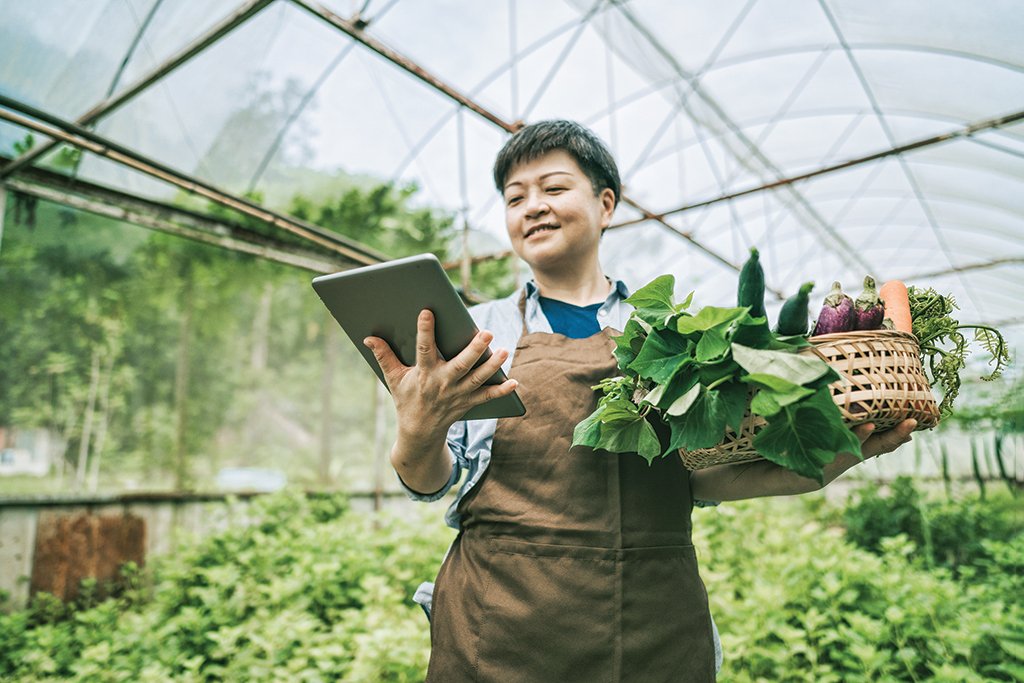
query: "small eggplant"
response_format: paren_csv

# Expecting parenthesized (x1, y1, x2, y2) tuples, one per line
(854, 276, 885, 330)
(812, 281, 855, 335)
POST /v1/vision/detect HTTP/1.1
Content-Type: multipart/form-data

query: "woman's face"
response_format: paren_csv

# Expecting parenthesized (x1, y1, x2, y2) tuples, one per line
(503, 150, 615, 274)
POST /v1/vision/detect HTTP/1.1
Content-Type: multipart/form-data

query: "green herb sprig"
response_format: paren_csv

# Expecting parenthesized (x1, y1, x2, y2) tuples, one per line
(907, 286, 1010, 417)
(572, 275, 861, 483)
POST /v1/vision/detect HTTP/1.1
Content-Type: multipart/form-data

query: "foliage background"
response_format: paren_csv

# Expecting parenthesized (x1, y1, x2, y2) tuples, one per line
(0, 480, 1020, 682)
(0, 178, 517, 494)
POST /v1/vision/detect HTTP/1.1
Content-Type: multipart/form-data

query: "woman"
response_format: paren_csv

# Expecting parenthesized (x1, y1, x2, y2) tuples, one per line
(364, 120, 916, 682)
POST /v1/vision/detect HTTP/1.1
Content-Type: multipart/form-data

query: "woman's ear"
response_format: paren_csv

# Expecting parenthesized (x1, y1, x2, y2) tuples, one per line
(598, 187, 616, 228)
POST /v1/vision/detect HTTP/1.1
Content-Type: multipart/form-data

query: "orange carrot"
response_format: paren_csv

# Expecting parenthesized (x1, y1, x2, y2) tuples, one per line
(880, 280, 913, 333)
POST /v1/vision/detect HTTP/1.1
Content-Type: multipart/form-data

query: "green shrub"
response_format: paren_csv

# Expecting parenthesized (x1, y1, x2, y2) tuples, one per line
(842, 476, 1022, 575)
(1, 489, 1020, 681)
(696, 495, 1024, 682)
(0, 491, 454, 681)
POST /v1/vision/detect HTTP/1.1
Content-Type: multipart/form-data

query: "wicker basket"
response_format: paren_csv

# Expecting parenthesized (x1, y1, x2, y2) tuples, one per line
(678, 330, 941, 471)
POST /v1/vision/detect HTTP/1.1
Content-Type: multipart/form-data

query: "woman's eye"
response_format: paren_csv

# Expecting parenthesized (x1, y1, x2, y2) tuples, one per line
(506, 196, 522, 206)
(546, 187, 565, 193)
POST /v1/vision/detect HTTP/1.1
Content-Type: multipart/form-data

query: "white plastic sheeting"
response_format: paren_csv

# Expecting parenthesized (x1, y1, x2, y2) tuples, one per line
(1, 0, 1021, 345)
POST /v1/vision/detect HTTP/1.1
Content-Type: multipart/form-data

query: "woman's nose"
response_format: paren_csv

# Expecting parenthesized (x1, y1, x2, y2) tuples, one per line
(524, 192, 549, 218)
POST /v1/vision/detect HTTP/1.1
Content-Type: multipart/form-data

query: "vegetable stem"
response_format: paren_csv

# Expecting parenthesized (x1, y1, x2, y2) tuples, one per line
(706, 376, 731, 391)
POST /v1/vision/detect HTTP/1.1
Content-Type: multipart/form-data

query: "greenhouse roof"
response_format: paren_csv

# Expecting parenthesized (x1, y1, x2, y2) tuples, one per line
(1, 0, 1022, 351)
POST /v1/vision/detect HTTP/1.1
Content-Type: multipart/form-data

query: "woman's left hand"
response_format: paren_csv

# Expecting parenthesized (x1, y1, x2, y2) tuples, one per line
(852, 419, 917, 459)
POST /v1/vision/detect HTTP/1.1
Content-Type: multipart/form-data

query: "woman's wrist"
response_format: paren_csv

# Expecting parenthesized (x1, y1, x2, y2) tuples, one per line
(390, 426, 453, 493)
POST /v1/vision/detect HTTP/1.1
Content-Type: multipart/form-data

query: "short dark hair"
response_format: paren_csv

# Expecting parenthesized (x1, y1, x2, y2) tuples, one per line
(493, 120, 621, 206)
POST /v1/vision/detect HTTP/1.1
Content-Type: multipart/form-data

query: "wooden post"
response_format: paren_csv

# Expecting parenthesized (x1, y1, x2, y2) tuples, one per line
(0, 183, 7, 255)
(373, 381, 389, 512)
(75, 348, 101, 491)
(87, 351, 115, 493)
(318, 310, 336, 485)
(173, 269, 194, 491)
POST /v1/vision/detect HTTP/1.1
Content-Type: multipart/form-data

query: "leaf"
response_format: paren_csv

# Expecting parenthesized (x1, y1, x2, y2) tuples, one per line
(752, 387, 862, 483)
(698, 359, 740, 386)
(572, 408, 604, 448)
(595, 415, 662, 462)
(625, 275, 676, 325)
(650, 370, 700, 413)
(716, 380, 750, 434)
(611, 318, 647, 372)
(974, 326, 1010, 381)
(695, 328, 730, 362)
(742, 372, 809, 394)
(627, 329, 692, 384)
(642, 383, 666, 406)
(665, 383, 746, 451)
(677, 306, 749, 335)
(730, 314, 772, 348)
(665, 382, 701, 416)
(731, 343, 832, 386)
(599, 397, 645, 424)
(750, 390, 782, 417)
(999, 637, 1024, 661)
(743, 372, 815, 411)
(674, 291, 694, 312)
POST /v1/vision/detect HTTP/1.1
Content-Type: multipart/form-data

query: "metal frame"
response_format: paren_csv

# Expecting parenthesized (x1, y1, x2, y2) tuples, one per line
(608, 109, 1024, 229)
(289, 0, 769, 290)
(0, 0, 276, 181)
(0, 0, 1018, 317)
(3, 160, 344, 273)
(0, 94, 386, 268)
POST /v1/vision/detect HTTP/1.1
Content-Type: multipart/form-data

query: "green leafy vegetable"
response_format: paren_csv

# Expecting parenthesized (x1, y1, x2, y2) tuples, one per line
(752, 387, 862, 484)
(625, 274, 679, 325)
(731, 343, 839, 386)
(573, 272, 865, 479)
(907, 286, 1011, 417)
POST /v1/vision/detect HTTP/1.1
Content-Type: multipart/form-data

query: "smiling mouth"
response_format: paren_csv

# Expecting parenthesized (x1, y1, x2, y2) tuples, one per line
(525, 224, 559, 238)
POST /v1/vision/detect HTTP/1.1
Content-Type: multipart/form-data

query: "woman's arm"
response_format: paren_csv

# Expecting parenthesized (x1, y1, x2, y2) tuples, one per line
(690, 419, 917, 502)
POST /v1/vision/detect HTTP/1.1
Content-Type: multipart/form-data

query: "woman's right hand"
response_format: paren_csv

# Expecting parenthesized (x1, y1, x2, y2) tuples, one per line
(363, 308, 518, 444)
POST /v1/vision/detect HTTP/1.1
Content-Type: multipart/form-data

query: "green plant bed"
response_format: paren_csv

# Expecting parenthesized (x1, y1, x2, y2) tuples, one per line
(841, 476, 1022, 575)
(0, 492, 455, 682)
(696, 493, 1023, 682)
(0, 490, 1020, 681)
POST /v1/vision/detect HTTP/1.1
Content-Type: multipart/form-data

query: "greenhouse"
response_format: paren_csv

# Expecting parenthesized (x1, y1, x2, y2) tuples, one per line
(1, 0, 1021, 680)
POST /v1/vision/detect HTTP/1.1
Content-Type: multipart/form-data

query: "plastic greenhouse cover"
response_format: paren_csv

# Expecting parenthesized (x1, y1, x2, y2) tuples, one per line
(0, 0, 1021, 350)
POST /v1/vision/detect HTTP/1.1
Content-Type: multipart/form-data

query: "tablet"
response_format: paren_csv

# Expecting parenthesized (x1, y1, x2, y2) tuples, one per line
(311, 253, 526, 421)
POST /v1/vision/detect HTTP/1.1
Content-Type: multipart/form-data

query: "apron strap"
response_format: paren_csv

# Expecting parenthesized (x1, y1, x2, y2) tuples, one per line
(517, 288, 529, 337)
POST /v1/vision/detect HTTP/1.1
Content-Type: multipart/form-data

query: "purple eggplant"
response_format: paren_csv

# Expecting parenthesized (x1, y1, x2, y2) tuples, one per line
(812, 281, 855, 335)
(854, 276, 885, 330)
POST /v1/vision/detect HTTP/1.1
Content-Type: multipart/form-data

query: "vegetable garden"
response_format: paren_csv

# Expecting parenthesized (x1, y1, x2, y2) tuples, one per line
(1, 483, 1021, 682)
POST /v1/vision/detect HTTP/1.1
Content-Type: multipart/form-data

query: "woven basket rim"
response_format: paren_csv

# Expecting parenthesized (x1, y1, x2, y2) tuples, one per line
(678, 327, 939, 470)
(809, 329, 918, 344)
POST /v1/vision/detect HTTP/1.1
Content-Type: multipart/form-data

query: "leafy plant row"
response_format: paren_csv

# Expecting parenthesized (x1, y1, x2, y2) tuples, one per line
(1, 488, 1020, 682)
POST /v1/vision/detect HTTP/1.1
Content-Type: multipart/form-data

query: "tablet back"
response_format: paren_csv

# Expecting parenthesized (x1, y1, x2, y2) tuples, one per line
(312, 253, 525, 421)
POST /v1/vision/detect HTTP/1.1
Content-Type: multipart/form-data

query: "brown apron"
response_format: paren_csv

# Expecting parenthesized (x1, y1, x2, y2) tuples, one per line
(427, 299, 716, 682)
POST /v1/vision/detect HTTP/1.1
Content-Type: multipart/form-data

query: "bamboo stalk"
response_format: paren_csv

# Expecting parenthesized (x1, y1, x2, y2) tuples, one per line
(970, 439, 986, 500)
(75, 348, 102, 491)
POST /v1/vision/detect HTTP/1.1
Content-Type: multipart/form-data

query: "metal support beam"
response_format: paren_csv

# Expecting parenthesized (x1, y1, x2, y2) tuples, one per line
(290, 0, 518, 133)
(609, 109, 1024, 228)
(4, 164, 345, 273)
(0, 0, 276, 181)
(900, 257, 1024, 282)
(290, 0, 756, 283)
(0, 94, 386, 267)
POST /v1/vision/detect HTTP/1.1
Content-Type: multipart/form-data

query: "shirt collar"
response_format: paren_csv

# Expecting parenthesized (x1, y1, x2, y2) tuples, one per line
(524, 278, 630, 304)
